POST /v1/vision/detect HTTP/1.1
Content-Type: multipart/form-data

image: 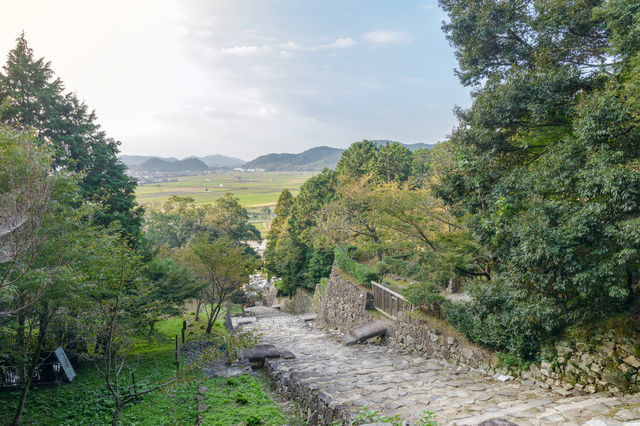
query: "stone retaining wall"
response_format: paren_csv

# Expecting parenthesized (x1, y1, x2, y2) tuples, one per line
(523, 329, 640, 394)
(265, 359, 352, 426)
(283, 288, 315, 314)
(263, 285, 278, 307)
(316, 265, 374, 334)
(316, 262, 640, 395)
(388, 311, 494, 372)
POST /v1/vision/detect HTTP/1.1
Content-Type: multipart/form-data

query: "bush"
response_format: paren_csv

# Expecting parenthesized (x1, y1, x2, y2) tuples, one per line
(443, 279, 562, 359)
(375, 254, 428, 281)
(402, 282, 449, 318)
(234, 393, 249, 405)
(334, 247, 378, 287)
(246, 415, 262, 426)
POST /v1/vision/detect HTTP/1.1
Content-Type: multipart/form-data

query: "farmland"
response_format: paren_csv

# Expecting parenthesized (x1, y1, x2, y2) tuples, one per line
(135, 170, 315, 209)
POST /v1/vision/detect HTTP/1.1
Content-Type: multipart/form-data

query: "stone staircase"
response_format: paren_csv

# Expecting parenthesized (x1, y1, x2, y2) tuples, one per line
(241, 308, 640, 426)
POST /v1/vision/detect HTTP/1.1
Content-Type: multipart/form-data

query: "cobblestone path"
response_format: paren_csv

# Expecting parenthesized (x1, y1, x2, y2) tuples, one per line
(243, 307, 640, 426)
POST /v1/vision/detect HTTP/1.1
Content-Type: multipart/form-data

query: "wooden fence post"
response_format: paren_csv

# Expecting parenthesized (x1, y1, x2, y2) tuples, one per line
(175, 335, 179, 370)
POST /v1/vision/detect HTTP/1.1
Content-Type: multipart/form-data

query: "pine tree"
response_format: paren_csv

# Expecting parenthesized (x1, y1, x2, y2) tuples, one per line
(0, 33, 143, 236)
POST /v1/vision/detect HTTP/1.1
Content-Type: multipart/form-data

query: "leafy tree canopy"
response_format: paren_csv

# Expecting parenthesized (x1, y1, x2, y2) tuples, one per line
(0, 33, 143, 237)
(435, 0, 640, 323)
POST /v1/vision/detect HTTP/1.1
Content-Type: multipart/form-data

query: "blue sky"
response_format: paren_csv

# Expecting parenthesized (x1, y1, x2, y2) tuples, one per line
(1, 0, 471, 161)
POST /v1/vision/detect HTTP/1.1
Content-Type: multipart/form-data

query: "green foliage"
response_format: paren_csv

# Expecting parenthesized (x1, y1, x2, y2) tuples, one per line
(403, 282, 449, 317)
(352, 406, 436, 426)
(183, 236, 257, 333)
(495, 351, 531, 375)
(263, 169, 337, 292)
(334, 247, 377, 287)
(246, 414, 263, 426)
(434, 0, 640, 332)
(0, 33, 143, 237)
(444, 279, 562, 359)
(375, 254, 428, 281)
(234, 393, 249, 405)
(0, 315, 198, 426)
(201, 375, 290, 426)
(335, 140, 414, 184)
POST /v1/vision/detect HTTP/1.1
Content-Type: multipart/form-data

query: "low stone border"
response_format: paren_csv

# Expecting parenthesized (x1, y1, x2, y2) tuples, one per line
(265, 358, 355, 426)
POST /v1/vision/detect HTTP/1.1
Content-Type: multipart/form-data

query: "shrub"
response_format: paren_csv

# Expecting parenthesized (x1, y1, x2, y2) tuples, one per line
(245, 414, 262, 426)
(402, 282, 449, 318)
(234, 393, 249, 405)
(334, 247, 378, 287)
(444, 279, 562, 359)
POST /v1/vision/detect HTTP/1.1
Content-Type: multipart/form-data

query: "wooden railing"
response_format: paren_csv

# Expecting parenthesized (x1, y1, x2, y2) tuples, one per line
(371, 281, 412, 319)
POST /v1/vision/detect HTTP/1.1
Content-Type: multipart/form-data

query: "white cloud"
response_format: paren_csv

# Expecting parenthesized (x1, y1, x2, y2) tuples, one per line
(278, 38, 356, 52)
(221, 45, 273, 56)
(401, 77, 422, 84)
(322, 37, 355, 48)
(418, 4, 434, 9)
(364, 30, 410, 47)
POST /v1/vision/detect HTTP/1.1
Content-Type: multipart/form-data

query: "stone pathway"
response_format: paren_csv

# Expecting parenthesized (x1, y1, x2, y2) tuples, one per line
(241, 308, 640, 426)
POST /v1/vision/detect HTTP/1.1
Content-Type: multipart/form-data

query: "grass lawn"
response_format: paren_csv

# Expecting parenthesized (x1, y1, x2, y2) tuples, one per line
(0, 315, 199, 426)
(380, 277, 411, 295)
(135, 171, 315, 208)
(200, 374, 304, 426)
(0, 304, 300, 426)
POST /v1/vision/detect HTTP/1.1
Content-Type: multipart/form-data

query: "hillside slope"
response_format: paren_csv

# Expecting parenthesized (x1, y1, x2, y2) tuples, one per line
(243, 146, 344, 171)
(134, 157, 210, 172)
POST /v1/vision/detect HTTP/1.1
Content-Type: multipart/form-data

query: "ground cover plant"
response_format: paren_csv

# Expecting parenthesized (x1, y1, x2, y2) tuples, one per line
(0, 314, 201, 426)
(199, 374, 303, 426)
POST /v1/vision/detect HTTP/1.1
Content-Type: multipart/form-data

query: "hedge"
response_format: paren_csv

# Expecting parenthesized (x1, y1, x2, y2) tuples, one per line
(334, 247, 378, 287)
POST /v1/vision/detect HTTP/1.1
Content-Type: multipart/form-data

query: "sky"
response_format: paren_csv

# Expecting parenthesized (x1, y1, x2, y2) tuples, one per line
(0, 0, 471, 162)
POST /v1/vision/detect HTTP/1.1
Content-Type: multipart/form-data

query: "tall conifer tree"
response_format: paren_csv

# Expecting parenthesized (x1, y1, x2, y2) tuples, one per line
(0, 33, 143, 236)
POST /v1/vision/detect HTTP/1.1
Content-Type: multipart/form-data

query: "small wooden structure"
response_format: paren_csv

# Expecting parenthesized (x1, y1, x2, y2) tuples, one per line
(371, 281, 412, 320)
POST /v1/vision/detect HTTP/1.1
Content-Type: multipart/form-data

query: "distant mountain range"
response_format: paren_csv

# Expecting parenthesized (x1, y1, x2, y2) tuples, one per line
(133, 157, 210, 172)
(242, 141, 435, 171)
(123, 141, 435, 173)
(243, 146, 345, 171)
(119, 154, 245, 168)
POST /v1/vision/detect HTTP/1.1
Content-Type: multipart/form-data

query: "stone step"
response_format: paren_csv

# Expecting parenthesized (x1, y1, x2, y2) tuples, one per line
(242, 310, 640, 426)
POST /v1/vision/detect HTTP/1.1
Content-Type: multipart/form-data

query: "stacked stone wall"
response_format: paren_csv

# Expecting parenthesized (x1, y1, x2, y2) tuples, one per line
(523, 329, 640, 394)
(282, 288, 314, 314)
(388, 311, 494, 372)
(316, 262, 640, 395)
(263, 285, 278, 307)
(265, 359, 352, 426)
(316, 265, 374, 333)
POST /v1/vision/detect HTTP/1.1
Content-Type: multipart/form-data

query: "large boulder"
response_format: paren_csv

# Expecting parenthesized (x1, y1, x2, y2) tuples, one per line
(349, 320, 390, 342)
(241, 344, 280, 363)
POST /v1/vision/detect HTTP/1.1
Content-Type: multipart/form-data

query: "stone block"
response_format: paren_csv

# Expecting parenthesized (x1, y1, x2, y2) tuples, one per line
(349, 320, 390, 342)
(602, 363, 629, 388)
(476, 419, 519, 426)
(624, 355, 640, 369)
(341, 334, 357, 346)
(236, 317, 257, 325)
(530, 363, 541, 377)
(241, 344, 280, 363)
(299, 313, 317, 321)
(280, 350, 296, 359)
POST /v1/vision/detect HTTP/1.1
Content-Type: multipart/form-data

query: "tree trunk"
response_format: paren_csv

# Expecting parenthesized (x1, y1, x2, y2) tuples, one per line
(111, 402, 122, 426)
(11, 312, 49, 426)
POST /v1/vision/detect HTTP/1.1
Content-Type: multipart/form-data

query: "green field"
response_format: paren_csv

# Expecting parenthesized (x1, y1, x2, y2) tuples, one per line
(135, 171, 315, 208)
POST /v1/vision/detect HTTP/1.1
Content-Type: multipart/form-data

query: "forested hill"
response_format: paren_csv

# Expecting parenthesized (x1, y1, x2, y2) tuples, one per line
(120, 154, 244, 167)
(371, 140, 436, 151)
(243, 142, 435, 171)
(243, 146, 345, 171)
(134, 157, 210, 172)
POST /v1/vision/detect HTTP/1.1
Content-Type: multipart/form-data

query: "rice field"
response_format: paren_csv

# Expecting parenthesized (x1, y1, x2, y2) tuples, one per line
(135, 170, 315, 208)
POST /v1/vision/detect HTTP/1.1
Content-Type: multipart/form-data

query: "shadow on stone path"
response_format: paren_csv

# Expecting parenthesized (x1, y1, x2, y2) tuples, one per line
(241, 307, 640, 426)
